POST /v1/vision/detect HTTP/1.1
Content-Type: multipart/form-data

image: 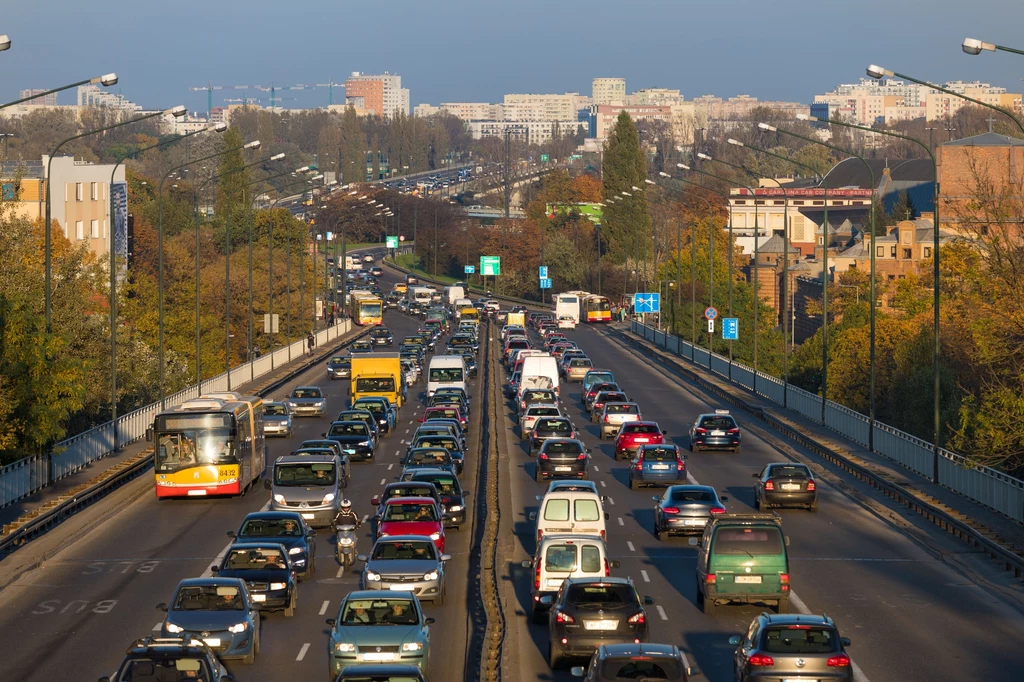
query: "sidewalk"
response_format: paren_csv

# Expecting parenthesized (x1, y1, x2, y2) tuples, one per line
(613, 326, 1024, 558)
(0, 324, 364, 532)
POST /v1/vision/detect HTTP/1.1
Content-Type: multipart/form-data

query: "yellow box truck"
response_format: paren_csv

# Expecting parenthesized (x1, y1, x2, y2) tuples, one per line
(350, 353, 405, 408)
(506, 311, 526, 327)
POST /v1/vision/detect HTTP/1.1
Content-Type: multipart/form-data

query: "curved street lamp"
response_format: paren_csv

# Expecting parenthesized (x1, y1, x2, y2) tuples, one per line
(1, 72, 116, 111)
(0, 35, 10, 52)
(962, 37, 1024, 57)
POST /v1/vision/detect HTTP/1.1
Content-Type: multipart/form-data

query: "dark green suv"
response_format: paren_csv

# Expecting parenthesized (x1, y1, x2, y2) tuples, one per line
(692, 513, 790, 615)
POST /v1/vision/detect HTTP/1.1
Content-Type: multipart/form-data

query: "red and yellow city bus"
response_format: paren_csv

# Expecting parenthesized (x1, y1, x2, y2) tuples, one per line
(583, 295, 612, 322)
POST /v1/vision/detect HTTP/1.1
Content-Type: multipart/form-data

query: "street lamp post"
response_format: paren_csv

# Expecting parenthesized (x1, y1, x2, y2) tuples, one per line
(1, 72, 117, 112)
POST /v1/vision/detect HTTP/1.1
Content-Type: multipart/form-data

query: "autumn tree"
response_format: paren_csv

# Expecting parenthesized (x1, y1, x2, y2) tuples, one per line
(602, 112, 650, 264)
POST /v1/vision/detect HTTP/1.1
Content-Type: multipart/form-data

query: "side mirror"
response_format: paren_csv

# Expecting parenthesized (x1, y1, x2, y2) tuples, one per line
(220, 675, 235, 682)
(528, 512, 537, 521)
(425, 617, 435, 624)
(652, 495, 660, 502)
(600, 495, 607, 504)
(686, 666, 701, 677)
(210, 565, 220, 573)
(610, 560, 621, 569)
(785, 536, 791, 546)
(307, 530, 317, 538)
(841, 637, 852, 647)
(570, 666, 586, 677)
(226, 530, 237, 538)
(356, 555, 368, 562)
(604, 513, 609, 520)
(441, 554, 452, 562)
(325, 618, 336, 626)
(719, 496, 729, 502)
(371, 496, 380, 506)
(462, 491, 471, 498)
(586, 448, 592, 453)
(688, 537, 698, 546)
(264, 479, 272, 490)
(99, 677, 112, 682)
(751, 473, 759, 479)
(643, 596, 655, 605)
(156, 603, 168, 612)
(321, 432, 327, 438)
(662, 430, 668, 435)
(521, 560, 533, 568)
(728, 635, 742, 645)
(145, 427, 154, 443)
(539, 596, 553, 605)
(418, 417, 425, 422)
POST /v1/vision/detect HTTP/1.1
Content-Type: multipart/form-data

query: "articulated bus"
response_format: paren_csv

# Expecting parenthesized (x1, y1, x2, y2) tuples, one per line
(583, 294, 612, 322)
(349, 290, 384, 326)
(149, 393, 265, 498)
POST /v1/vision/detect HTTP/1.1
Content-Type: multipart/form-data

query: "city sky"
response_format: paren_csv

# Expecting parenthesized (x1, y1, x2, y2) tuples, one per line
(4, 0, 1024, 112)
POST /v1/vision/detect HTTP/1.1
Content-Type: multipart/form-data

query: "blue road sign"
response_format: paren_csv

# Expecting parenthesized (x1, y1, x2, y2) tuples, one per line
(723, 318, 739, 340)
(633, 292, 660, 313)
(464, 265, 476, 274)
(539, 265, 548, 278)
(540, 278, 552, 289)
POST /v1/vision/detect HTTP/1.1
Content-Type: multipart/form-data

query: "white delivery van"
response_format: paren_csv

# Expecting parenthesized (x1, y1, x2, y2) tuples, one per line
(427, 355, 467, 398)
(518, 355, 560, 401)
(407, 286, 433, 306)
(443, 286, 466, 306)
(529, 488, 608, 542)
(522, 534, 618, 622)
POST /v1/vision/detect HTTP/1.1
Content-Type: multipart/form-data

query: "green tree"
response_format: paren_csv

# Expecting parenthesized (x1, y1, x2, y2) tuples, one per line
(215, 128, 250, 251)
(340, 106, 366, 184)
(602, 112, 650, 263)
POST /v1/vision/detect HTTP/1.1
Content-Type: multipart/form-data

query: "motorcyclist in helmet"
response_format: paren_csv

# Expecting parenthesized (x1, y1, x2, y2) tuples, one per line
(334, 499, 361, 528)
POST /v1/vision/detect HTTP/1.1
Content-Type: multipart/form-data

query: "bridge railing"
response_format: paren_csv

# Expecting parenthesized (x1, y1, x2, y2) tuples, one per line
(630, 321, 1024, 524)
(0, 321, 352, 509)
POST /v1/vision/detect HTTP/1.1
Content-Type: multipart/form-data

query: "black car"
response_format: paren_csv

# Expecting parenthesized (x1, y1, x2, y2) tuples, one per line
(754, 462, 818, 511)
(385, 294, 401, 309)
(459, 351, 478, 378)
(571, 642, 700, 681)
(349, 339, 374, 355)
(653, 485, 728, 540)
(229, 511, 317, 578)
(100, 636, 230, 682)
(536, 438, 591, 483)
(544, 577, 654, 669)
(688, 410, 741, 452)
(334, 410, 381, 444)
(211, 542, 297, 616)
(403, 447, 458, 476)
(408, 468, 470, 530)
(352, 397, 397, 437)
(408, 438, 463, 475)
(327, 355, 352, 380)
(530, 417, 577, 454)
(371, 481, 444, 531)
(323, 421, 375, 461)
(369, 327, 394, 346)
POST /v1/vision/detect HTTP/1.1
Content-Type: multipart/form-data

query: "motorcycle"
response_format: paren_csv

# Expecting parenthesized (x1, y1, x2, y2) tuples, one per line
(336, 524, 358, 568)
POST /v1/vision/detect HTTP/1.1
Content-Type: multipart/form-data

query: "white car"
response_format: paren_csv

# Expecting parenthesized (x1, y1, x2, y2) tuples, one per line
(557, 316, 576, 329)
(362, 254, 374, 264)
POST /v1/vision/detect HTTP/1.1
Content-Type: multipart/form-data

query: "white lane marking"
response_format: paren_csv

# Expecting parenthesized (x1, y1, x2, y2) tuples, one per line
(617, 517, 625, 526)
(336, 566, 345, 578)
(593, 466, 599, 472)
(319, 600, 330, 615)
(362, 514, 370, 523)
(388, 463, 394, 471)
(152, 622, 162, 632)
(203, 500, 271, 578)
(599, 480, 607, 488)
(655, 605, 668, 620)
(627, 541, 636, 552)
(380, 478, 387, 485)
(641, 570, 650, 583)
(606, 496, 615, 505)
(296, 643, 310, 661)
(405, 429, 410, 434)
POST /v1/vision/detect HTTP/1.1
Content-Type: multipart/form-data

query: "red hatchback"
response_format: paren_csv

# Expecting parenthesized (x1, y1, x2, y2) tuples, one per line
(376, 497, 446, 552)
(419, 406, 467, 431)
(614, 422, 666, 460)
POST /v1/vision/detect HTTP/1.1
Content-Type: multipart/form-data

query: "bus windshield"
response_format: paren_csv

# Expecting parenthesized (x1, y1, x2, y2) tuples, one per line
(155, 414, 235, 473)
(586, 296, 611, 311)
(360, 302, 382, 316)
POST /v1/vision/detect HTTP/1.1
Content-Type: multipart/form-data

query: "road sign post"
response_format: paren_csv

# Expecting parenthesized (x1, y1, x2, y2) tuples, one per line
(464, 265, 475, 274)
(539, 278, 552, 289)
(480, 255, 501, 276)
(633, 293, 660, 314)
(539, 265, 548, 278)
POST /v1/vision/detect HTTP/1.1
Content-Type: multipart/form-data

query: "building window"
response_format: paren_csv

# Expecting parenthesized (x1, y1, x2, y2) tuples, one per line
(773, 200, 785, 205)
(813, 200, 824, 206)
(91, 219, 100, 239)
(924, 247, 932, 258)
(902, 248, 912, 259)
(734, 200, 746, 205)
(75, 220, 84, 240)
(793, 200, 804, 206)
(90, 182, 98, 200)
(103, 219, 108, 239)
(901, 230, 912, 244)
(876, 246, 884, 257)
(76, 183, 83, 201)
(890, 246, 897, 258)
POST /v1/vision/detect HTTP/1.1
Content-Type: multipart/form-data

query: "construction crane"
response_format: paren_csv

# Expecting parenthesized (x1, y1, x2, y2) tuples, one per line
(251, 83, 318, 109)
(315, 79, 344, 106)
(189, 82, 253, 117)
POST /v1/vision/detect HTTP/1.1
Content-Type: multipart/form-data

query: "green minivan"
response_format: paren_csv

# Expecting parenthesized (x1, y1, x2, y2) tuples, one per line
(691, 513, 790, 615)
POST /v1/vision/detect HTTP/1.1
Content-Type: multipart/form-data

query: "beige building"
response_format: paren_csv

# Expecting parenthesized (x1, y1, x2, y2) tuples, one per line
(466, 120, 582, 145)
(440, 102, 504, 121)
(413, 103, 439, 117)
(629, 88, 683, 106)
(502, 93, 580, 122)
(592, 78, 626, 105)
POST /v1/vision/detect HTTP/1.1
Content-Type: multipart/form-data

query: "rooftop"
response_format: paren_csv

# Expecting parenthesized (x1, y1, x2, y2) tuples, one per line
(943, 132, 1024, 147)
(821, 158, 934, 189)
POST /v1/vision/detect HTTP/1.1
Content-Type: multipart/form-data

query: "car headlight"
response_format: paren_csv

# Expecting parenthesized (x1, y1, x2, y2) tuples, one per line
(164, 622, 184, 634)
(360, 440, 372, 446)
(227, 622, 248, 634)
(365, 570, 381, 581)
(273, 494, 286, 504)
(335, 642, 356, 653)
(429, 532, 441, 540)
(402, 642, 423, 652)
(288, 546, 304, 556)
(322, 493, 336, 504)
(423, 570, 439, 581)
(447, 504, 463, 512)
(378, 532, 389, 537)
(315, 400, 325, 406)
(270, 582, 287, 591)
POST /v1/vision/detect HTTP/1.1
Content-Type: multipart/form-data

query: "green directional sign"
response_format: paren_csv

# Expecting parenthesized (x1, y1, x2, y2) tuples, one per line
(540, 154, 550, 163)
(480, 255, 501, 276)
(386, 235, 399, 249)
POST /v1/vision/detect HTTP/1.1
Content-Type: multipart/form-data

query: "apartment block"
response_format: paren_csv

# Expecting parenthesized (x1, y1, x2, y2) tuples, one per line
(76, 84, 141, 113)
(502, 93, 581, 122)
(465, 120, 583, 145)
(19, 88, 59, 106)
(592, 78, 626, 105)
(344, 72, 409, 118)
(440, 102, 504, 121)
(628, 88, 683, 106)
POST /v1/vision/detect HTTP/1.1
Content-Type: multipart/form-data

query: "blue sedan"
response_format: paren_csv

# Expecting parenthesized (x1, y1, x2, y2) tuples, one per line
(158, 577, 260, 664)
(629, 444, 688, 489)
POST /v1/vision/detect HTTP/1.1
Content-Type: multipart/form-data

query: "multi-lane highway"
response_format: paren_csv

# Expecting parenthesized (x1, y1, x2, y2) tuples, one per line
(497, 321, 1024, 681)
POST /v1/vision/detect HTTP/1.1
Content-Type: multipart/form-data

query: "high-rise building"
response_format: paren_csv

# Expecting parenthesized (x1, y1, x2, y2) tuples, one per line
(19, 88, 58, 106)
(76, 84, 140, 113)
(502, 93, 580, 122)
(343, 72, 409, 118)
(592, 78, 626, 105)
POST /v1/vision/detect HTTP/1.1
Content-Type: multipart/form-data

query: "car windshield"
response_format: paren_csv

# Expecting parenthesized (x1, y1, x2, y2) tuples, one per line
(769, 465, 811, 479)
(599, 393, 627, 403)
(274, 463, 336, 486)
(353, 402, 384, 414)
(383, 503, 439, 522)
(415, 437, 458, 451)
(586, 373, 614, 385)
(416, 476, 457, 495)
(528, 407, 561, 417)
(570, 359, 592, 367)
(642, 447, 677, 462)
(329, 356, 349, 365)
(699, 416, 736, 429)
(598, 657, 682, 680)
(762, 626, 840, 654)
(356, 378, 395, 393)
(607, 404, 639, 414)
(590, 384, 618, 396)
(408, 450, 450, 465)
(544, 441, 583, 455)
(264, 404, 288, 416)
(429, 368, 464, 382)
(118, 659, 213, 681)
(622, 424, 660, 434)
(372, 540, 437, 561)
(566, 584, 635, 606)
(173, 585, 245, 611)
(225, 547, 286, 570)
(291, 388, 322, 399)
(713, 527, 784, 555)
(239, 518, 303, 537)
(329, 423, 368, 436)
(524, 391, 556, 403)
(340, 598, 417, 626)
(536, 419, 571, 432)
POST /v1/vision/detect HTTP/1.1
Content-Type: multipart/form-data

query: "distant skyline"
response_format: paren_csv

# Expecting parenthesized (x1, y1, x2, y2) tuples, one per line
(4, 0, 1024, 114)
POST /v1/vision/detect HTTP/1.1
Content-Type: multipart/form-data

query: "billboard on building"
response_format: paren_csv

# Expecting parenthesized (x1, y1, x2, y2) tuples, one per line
(111, 182, 128, 269)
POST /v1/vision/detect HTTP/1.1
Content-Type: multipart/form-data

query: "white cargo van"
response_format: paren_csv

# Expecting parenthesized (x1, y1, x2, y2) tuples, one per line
(518, 355, 560, 401)
(443, 285, 466, 306)
(529, 488, 608, 542)
(407, 286, 433, 306)
(426, 355, 467, 398)
(522, 534, 618, 622)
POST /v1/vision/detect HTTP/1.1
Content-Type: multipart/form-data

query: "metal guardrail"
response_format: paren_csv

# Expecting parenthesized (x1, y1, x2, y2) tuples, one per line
(0, 321, 354, 509)
(630, 321, 1024, 525)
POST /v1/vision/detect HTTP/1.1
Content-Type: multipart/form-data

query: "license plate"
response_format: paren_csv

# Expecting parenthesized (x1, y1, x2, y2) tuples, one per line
(187, 490, 207, 496)
(781, 483, 801, 491)
(684, 519, 706, 526)
(785, 679, 817, 682)
(390, 584, 409, 590)
(635, 438, 649, 443)
(735, 575, 762, 584)
(251, 594, 266, 602)
(584, 620, 618, 630)
(711, 430, 725, 436)
(344, 449, 356, 454)
(555, 466, 572, 472)
(546, 578, 564, 587)
(202, 638, 220, 647)
(301, 513, 315, 519)
(652, 464, 670, 470)
(362, 652, 396, 661)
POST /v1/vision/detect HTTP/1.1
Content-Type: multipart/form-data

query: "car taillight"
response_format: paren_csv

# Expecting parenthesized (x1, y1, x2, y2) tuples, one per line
(764, 479, 775, 491)
(534, 562, 541, 590)
(577, 454, 586, 461)
(806, 480, 816, 491)
(604, 415, 611, 423)
(604, 558, 611, 577)
(710, 507, 727, 515)
(538, 453, 549, 460)
(627, 611, 645, 624)
(694, 427, 707, 434)
(827, 654, 851, 667)
(780, 573, 790, 591)
(634, 461, 643, 471)
(676, 459, 685, 472)
(662, 507, 680, 514)
(705, 573, 716, 584)
(537, 529, 543, 541)
(554, 609, 574, 623)
(748, 654, 774, 667)
(600, 529, 606, 540)
(727, 427, 739, 434)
